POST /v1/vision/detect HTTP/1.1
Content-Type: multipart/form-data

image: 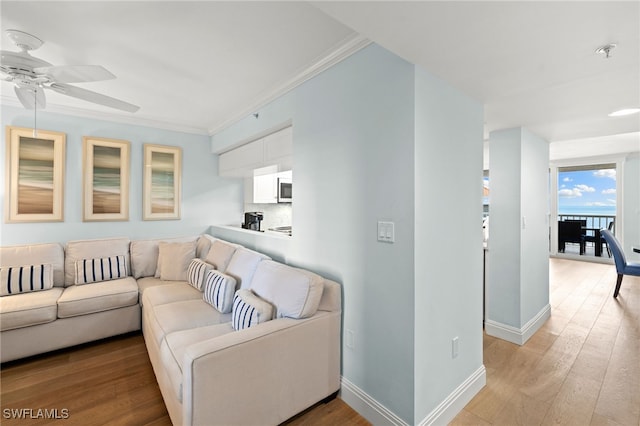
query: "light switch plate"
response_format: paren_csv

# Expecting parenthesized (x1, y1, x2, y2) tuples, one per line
(377, 221, 395, 243)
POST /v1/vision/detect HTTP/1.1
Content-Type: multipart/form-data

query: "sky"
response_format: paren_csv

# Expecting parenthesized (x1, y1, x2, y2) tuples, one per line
(558, 168, 616, 214)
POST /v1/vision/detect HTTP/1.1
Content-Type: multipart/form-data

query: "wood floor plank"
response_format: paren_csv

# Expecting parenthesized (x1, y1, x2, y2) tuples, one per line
(491, 391, 551, 426)
(540, 372, 602, 425)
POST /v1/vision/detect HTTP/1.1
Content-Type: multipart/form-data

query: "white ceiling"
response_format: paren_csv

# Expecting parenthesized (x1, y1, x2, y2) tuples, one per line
(2, 1, 639, 151)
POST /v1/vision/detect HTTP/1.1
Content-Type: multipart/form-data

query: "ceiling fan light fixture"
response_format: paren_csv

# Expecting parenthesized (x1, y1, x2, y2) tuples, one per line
(5, 29, 43, 52)
(608, 108, 640, 117)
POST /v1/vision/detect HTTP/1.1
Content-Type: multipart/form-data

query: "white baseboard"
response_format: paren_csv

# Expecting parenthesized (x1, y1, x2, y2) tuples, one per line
(340, 377, 410, 426)
(340, 366, 487, 426)
(485, 303, 551, 345)
(417, 365, 487, 426)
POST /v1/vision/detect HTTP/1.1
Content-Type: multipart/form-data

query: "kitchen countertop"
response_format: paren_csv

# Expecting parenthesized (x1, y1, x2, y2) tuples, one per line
(209, 224, 293, 262)
(211, 224, 292, 239)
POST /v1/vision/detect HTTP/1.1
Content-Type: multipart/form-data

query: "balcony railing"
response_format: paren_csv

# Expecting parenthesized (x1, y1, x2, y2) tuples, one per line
(558, 214, 615, 232)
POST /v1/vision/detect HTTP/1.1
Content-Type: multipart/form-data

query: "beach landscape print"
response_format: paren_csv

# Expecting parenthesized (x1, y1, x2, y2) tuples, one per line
(144, 144, 181, 220)
(83, 137, 130, 221)
(18, 137, 55, 214)
(5, 126, 65, 223)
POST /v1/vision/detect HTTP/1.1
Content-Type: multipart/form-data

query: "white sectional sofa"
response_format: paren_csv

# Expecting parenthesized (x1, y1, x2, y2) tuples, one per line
(0, 234, 341, 425)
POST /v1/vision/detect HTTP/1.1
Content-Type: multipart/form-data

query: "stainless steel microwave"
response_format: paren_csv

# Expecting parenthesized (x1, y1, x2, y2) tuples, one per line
(277, 178, 292, 203)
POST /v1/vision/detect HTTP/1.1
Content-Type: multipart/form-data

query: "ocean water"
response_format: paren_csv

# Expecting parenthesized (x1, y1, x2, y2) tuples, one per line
(558, 205, 616, 216)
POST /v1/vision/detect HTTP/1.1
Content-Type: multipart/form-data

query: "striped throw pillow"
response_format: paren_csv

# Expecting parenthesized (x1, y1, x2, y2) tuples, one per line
(231, 289, 274, 331)
(187, 259, 213, 290)
(203, 270, 237, 313)
(1, 264, 54, 296)
(75, 255, 127, 285)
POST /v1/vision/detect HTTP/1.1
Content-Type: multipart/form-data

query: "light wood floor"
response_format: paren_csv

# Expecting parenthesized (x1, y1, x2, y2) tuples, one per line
(1, 258, 637, 426)
(452, 258, 640, 426)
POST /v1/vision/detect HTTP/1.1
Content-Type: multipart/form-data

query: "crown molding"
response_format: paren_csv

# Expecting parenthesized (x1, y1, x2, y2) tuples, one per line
(207, 33, 372, 136)
(0, 95, 207, 135)
(1, 95, 210, 136)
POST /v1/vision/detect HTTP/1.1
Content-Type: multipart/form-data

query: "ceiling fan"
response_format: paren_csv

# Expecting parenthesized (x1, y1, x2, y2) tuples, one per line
(1, 29, 139, 113)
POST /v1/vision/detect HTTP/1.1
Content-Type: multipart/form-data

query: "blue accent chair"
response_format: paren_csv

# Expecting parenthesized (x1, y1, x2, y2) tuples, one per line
(601, 229, 640, 298)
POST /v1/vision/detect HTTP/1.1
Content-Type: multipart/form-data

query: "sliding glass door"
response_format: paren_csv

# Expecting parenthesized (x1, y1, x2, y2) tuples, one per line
(555, 163, 617, 259)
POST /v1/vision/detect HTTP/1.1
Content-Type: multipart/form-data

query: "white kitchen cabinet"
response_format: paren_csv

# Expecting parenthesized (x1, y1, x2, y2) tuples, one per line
(244, 169, 292, 204)
(218, 126, 292, 177)
(264, 126, 292, 164)
(218, 139, 264, 177)
(253, 173, 278, 204)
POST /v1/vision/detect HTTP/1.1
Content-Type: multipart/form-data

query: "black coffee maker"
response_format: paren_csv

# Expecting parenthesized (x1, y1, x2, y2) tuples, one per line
(242, 212, 263, 231)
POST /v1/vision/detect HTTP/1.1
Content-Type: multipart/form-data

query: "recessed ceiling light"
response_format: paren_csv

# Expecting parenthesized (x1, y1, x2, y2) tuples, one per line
(608, 108, 640, 117)
(595, 43, 617, 59)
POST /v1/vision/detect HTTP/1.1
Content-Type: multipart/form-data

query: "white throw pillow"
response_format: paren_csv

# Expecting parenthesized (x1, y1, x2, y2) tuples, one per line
(231, 289, 273, 331)
(75, 255, 127, 285)
(1, 264, 54, 296)
(187, 258, 214, 291)
(157, 241, 196, 281)
(64, 237, 130, 287)
(250, 260, 324, 319)
(203, 270, 237, 313)
(225, 248, 270, 289)
(204, 240, 238, 272)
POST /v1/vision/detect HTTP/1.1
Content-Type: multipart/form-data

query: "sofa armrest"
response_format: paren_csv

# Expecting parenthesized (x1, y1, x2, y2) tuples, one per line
(182, 311, 341, 426)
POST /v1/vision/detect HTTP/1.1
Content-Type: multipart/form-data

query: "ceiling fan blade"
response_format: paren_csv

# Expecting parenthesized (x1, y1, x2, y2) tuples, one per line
(34, 65, 116, 83)
(14, 86, 46, 109)
(48, 83, 139, 113)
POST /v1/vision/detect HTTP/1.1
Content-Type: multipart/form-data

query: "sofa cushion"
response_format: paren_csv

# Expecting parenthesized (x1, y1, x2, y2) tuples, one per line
(1, 264, 54, 296)
(141, 281, 202, 308)
(74, 255, 127, 285)
(225, 247, 270, 289)
(0, 242, 65, 287)
(204, 240, 238, 272)
(130, 236, 198, 279)
(0, 287, 63, 331)
(161, 323, 234, 402)
(196, 234, 216, 260)
(186, 259, 213, 291)
(202, 270, 237, 314)
(65, 238, 130, 287)
(232, 289, 274, 331)
(250, 260, 324, 319)
(57, 277, 138, 318)
(156, 241, 197, 281)
(146, 299, 232, 346)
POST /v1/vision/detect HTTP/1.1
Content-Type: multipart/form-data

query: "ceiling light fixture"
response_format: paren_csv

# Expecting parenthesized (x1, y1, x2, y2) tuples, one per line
(595, 43, 617, 59)
(608, 108, 640, 117)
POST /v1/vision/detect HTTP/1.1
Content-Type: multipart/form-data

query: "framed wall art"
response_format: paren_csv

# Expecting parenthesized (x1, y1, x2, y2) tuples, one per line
(82, 136, 130, 221)
(5, 126, 66, 223)
(143, 144, 182, 220)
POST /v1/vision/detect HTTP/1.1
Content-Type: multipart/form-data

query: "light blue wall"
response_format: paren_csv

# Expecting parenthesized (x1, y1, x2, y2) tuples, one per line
(486, 127, 550, 330)
(623, 153, 640, 261)
(413, 66, 484, 422)
(486, 128, 522, 327)
(211, 43, 485, 424)
(1, 105, 243, 245)
(520, 129, 550, 324)
(212, 44, 418, 423)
